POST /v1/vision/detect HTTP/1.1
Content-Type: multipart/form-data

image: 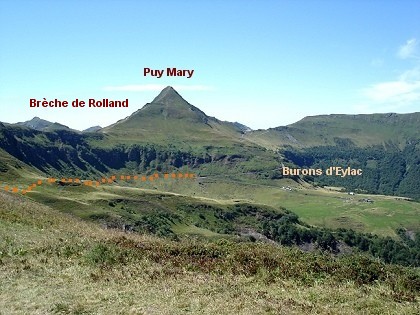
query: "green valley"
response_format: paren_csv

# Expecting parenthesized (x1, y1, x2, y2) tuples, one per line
(0, 86, 419, 312)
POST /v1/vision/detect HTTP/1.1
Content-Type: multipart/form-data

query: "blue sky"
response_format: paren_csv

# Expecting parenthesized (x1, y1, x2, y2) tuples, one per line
(0, 0, 419, 130)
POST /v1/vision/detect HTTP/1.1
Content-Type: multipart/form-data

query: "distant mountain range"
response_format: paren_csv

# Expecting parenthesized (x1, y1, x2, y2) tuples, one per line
(14, 117, 102, 133)
(0, 86, 419, 199)
(9, 87, 419, 149)
(15, 116, 72, 132)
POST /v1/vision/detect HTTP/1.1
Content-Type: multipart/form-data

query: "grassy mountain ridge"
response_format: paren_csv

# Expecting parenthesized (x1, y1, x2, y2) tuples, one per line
(245, 112, 420, 149)
(0, 122, 280, 186)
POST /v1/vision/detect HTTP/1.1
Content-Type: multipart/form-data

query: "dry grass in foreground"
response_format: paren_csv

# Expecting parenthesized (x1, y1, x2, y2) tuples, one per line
(0, 191, 419, 314)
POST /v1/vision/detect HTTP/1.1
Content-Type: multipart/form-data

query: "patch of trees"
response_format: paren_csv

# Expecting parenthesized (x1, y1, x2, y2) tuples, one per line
(261, 219, 338, 252)
(260, 216, 420, 267)
(282, 142, 420, 200)
(163, 201, 420, 267)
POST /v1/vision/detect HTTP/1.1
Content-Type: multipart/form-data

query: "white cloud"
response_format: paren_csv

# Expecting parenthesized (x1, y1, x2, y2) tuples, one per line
(398, 66, 420, 82)
(359, 39, 420, 111)
(363, 80, 420, 103)
(103, 84, 213, 92)
(397, 38, 418, 59)
(362, 75, 420, 111)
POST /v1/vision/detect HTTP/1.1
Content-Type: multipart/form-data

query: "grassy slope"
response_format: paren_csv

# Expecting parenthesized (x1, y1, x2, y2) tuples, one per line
(131, 176, 420, 238)
(0, 148, 43, 184)
(26, 181, 285, 240)
(245, 112, 420, 149)
(2, 169, 418, 239)
(1, 190, 419, 314)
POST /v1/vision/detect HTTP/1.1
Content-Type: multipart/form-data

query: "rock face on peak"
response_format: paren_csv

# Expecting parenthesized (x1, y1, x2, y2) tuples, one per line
(233, 122, 252, 133)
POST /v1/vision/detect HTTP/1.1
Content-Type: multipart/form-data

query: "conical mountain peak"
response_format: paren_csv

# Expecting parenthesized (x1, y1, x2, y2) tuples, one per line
(152, 86, 186, 105)
(101, 86, 247, 147)
(139, 86, 209, 123)
(104, 86, 211, 133)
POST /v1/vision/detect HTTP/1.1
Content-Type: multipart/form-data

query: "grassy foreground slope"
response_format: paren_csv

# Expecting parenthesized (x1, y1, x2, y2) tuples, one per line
(1, 191, 419, 314)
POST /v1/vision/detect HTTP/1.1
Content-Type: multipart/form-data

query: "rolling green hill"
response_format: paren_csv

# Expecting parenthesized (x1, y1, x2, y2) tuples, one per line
(245, 112, 420, 149)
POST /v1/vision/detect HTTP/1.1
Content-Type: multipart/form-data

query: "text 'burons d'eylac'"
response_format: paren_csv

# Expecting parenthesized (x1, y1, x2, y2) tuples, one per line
(282, 166, 363, 178)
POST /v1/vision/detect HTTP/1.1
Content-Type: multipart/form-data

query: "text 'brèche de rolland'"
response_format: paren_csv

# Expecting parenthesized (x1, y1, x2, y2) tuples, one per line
(29, 98, 128, 108)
